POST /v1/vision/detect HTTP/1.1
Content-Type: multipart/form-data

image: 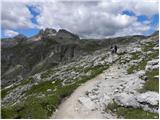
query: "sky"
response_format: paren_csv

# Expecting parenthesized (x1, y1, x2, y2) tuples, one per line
(1, 0, 159, 39)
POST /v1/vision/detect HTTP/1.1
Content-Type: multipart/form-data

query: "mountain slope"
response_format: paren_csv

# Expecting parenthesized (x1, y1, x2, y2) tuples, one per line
(1, 30, 159, 119)
(1, 28, 147, 88)
(52, 33, 159, 119)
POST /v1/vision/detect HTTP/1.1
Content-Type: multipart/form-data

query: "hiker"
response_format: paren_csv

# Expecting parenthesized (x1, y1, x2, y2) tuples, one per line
(110, 46, 115, 54)
(114, 45, 118, 54)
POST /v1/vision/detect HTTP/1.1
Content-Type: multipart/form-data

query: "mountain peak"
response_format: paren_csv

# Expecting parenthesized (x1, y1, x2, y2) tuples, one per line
(39, 28, 57, 38)
(56, 29, 79, 40)
(13, 34, 27, 40)
(40, 28, 57, 35)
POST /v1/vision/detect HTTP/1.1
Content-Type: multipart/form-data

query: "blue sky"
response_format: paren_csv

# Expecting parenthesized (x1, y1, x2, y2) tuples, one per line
(1, 0, 159, 38)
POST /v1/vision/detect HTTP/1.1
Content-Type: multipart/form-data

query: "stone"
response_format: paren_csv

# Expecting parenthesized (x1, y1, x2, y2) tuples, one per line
(86, 71, 92, 76)
(88, 94, 98, 101)
(146, 51, 153, 55)
(147, 59, 159, 66)
(78, 96, 96, 110)
(136, 92, 159, 106)
(114, 93, 139, 108)
(153, 47, 159, 50)
(131, 48, 142, 53)
(33, 74, 41, 81)
(154, 75, 159, 80)
(34, 82, 38, 85)
(52, 81, 56, 84)
(145, 64, 159, 71)
(47, 89, 52, 92)
(136, 70, 145, 78)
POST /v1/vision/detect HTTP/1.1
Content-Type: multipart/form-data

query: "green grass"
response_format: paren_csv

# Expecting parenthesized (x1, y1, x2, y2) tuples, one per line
(106, 101, 159, 119)
(26, 80, 62, 95)
(127, 50, 158, 74)
(2, 64, 110, 119)
(127, 40, 158, 74)
(142, 69, 159, 92)
(131, 52, 142, 60)
(141, 42, 155, 52)
(1, 106, 19, 119)
(127, 60, 148, 74)
(1, 95, 60, 119)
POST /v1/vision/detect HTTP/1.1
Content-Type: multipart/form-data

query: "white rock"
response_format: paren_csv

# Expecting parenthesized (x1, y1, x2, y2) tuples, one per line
(47, 89, 52, 92)
(88, 94, 98, 101)
(136, 70, 145, 78)
(78, 96, 96, 110)
(131, 48, 142, 53)
(153, 47, 159, 50)
(154, 75, 159, 80)
(146, 51, 153, 55)
(33, 74, 41, 81)
(147, 59, 159, 66)
(52, 81, 55, 84)
(114, 93, 139, 108)
(136, 92, 159, 106)
(145, 64, 159, 71)
(34, 82, 38, 85)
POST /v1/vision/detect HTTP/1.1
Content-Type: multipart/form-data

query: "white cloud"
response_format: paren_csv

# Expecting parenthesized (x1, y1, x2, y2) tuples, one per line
(1, 1, 37, 29)
(33, 1, 157, 38)
(1, 0, 159, 38)
(4, 30, 19, 37)
(98, 0, 158, 17)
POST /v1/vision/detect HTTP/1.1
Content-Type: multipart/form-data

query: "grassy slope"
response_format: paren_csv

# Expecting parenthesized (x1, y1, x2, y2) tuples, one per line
(1, 64, 109, 118)
(106, 101, 158, 119)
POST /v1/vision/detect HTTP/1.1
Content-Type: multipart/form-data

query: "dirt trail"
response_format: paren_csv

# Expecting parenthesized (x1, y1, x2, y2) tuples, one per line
(51, 64, 127, 119)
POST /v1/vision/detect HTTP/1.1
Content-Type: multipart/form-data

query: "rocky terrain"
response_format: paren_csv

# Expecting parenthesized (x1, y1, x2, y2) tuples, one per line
(1, 29, 159, 119)
(1, 28, 146, 88)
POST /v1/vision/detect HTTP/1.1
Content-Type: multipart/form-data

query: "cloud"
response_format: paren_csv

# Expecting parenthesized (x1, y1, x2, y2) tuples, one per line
(4, 30, 19, 37)
(98, 0, 158, 17)
(1, 1, 37, 29)
(1, 0, 159, 38)
(33, 0, 158, 38)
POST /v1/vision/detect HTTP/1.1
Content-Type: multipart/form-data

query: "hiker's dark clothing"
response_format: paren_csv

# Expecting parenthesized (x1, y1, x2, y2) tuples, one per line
(114, 45, 117, 53)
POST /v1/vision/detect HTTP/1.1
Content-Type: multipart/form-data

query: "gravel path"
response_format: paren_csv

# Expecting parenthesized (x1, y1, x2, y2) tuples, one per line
(51, 67, 107, 119)
(51, 64, 135, 119)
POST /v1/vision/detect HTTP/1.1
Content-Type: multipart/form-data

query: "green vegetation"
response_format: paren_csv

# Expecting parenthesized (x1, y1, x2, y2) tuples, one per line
(1, 106, 19, 119)
(127, 41, 159, 93)
(26, 81, 56, 95)
(2, 64, 110, 119)
(106, 101, 159, 119)
(80, 40, 100, 52)
(127, 41, 159, 74)
(84, 64, 109, 74)
(141, 42, 155, 52)
(2, 95, 60, 119)
(142, 69, 159, 92)
(127, 60, 147, 74)
(131, 52, 141, 60)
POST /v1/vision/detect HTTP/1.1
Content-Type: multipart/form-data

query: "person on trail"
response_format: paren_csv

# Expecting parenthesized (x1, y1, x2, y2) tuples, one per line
(114, 45, 118, 54)
(110, 46, 114, 54)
